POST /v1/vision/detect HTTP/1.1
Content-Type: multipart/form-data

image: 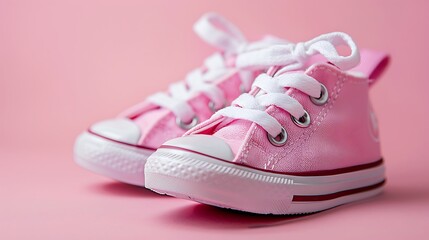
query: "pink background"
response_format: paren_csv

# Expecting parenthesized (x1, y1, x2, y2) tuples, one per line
(1, 0, 428, 239)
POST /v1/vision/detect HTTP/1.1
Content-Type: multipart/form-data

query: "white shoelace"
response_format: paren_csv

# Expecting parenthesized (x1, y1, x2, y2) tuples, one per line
(147, 13, 288, 123)
(215, 32, 360, 137)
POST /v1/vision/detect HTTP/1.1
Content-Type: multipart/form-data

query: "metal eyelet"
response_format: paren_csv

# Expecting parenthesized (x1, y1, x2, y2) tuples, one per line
(291, 110, 311, 128)
(267, 127, 288, 147)
(208, 101, 225, 113)
(176, 116, 199, 130)
(310, 83, 328, 105)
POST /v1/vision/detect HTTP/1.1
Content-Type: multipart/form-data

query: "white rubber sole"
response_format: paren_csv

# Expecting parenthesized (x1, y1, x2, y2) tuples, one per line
(74, 132, 154, 186)
(145, 147, 385, 215)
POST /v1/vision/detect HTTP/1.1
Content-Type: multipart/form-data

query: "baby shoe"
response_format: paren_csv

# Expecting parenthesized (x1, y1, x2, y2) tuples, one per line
(145, 32, 389, 214)
(74, 13, 288, 186)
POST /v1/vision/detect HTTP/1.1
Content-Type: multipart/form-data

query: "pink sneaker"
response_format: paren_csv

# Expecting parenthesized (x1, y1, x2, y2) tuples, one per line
(74, 13, 287, 186)
(145, 32, 389, 214)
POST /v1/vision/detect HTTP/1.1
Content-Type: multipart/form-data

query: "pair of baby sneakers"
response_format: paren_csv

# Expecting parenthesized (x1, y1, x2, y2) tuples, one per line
(74, 13, 389, 215)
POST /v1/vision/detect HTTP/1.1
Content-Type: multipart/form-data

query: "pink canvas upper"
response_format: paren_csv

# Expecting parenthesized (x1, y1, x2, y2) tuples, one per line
(176, 34, 390, 173)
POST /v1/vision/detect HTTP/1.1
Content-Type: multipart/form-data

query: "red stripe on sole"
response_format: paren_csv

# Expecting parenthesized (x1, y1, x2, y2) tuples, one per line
(292, 180, 386, 202)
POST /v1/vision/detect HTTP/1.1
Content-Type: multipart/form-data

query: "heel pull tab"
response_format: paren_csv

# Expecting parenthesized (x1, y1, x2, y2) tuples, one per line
(351, 49, 390, 87)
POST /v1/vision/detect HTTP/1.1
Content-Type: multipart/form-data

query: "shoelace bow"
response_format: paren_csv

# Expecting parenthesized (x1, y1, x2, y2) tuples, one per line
(147, 13, 288, 124)
(215, 32, 361, 138)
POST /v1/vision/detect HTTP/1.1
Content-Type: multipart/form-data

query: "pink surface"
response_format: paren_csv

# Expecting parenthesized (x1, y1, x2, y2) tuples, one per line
(1, 0, 428, 239)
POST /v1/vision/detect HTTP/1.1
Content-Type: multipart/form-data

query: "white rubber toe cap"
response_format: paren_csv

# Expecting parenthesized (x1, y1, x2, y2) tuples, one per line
(162, 135, 234, 161)
(90, 118, 141, 145)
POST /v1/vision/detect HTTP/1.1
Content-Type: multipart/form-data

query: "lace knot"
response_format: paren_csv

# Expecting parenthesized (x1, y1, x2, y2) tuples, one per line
(291, 42, 309, 64)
